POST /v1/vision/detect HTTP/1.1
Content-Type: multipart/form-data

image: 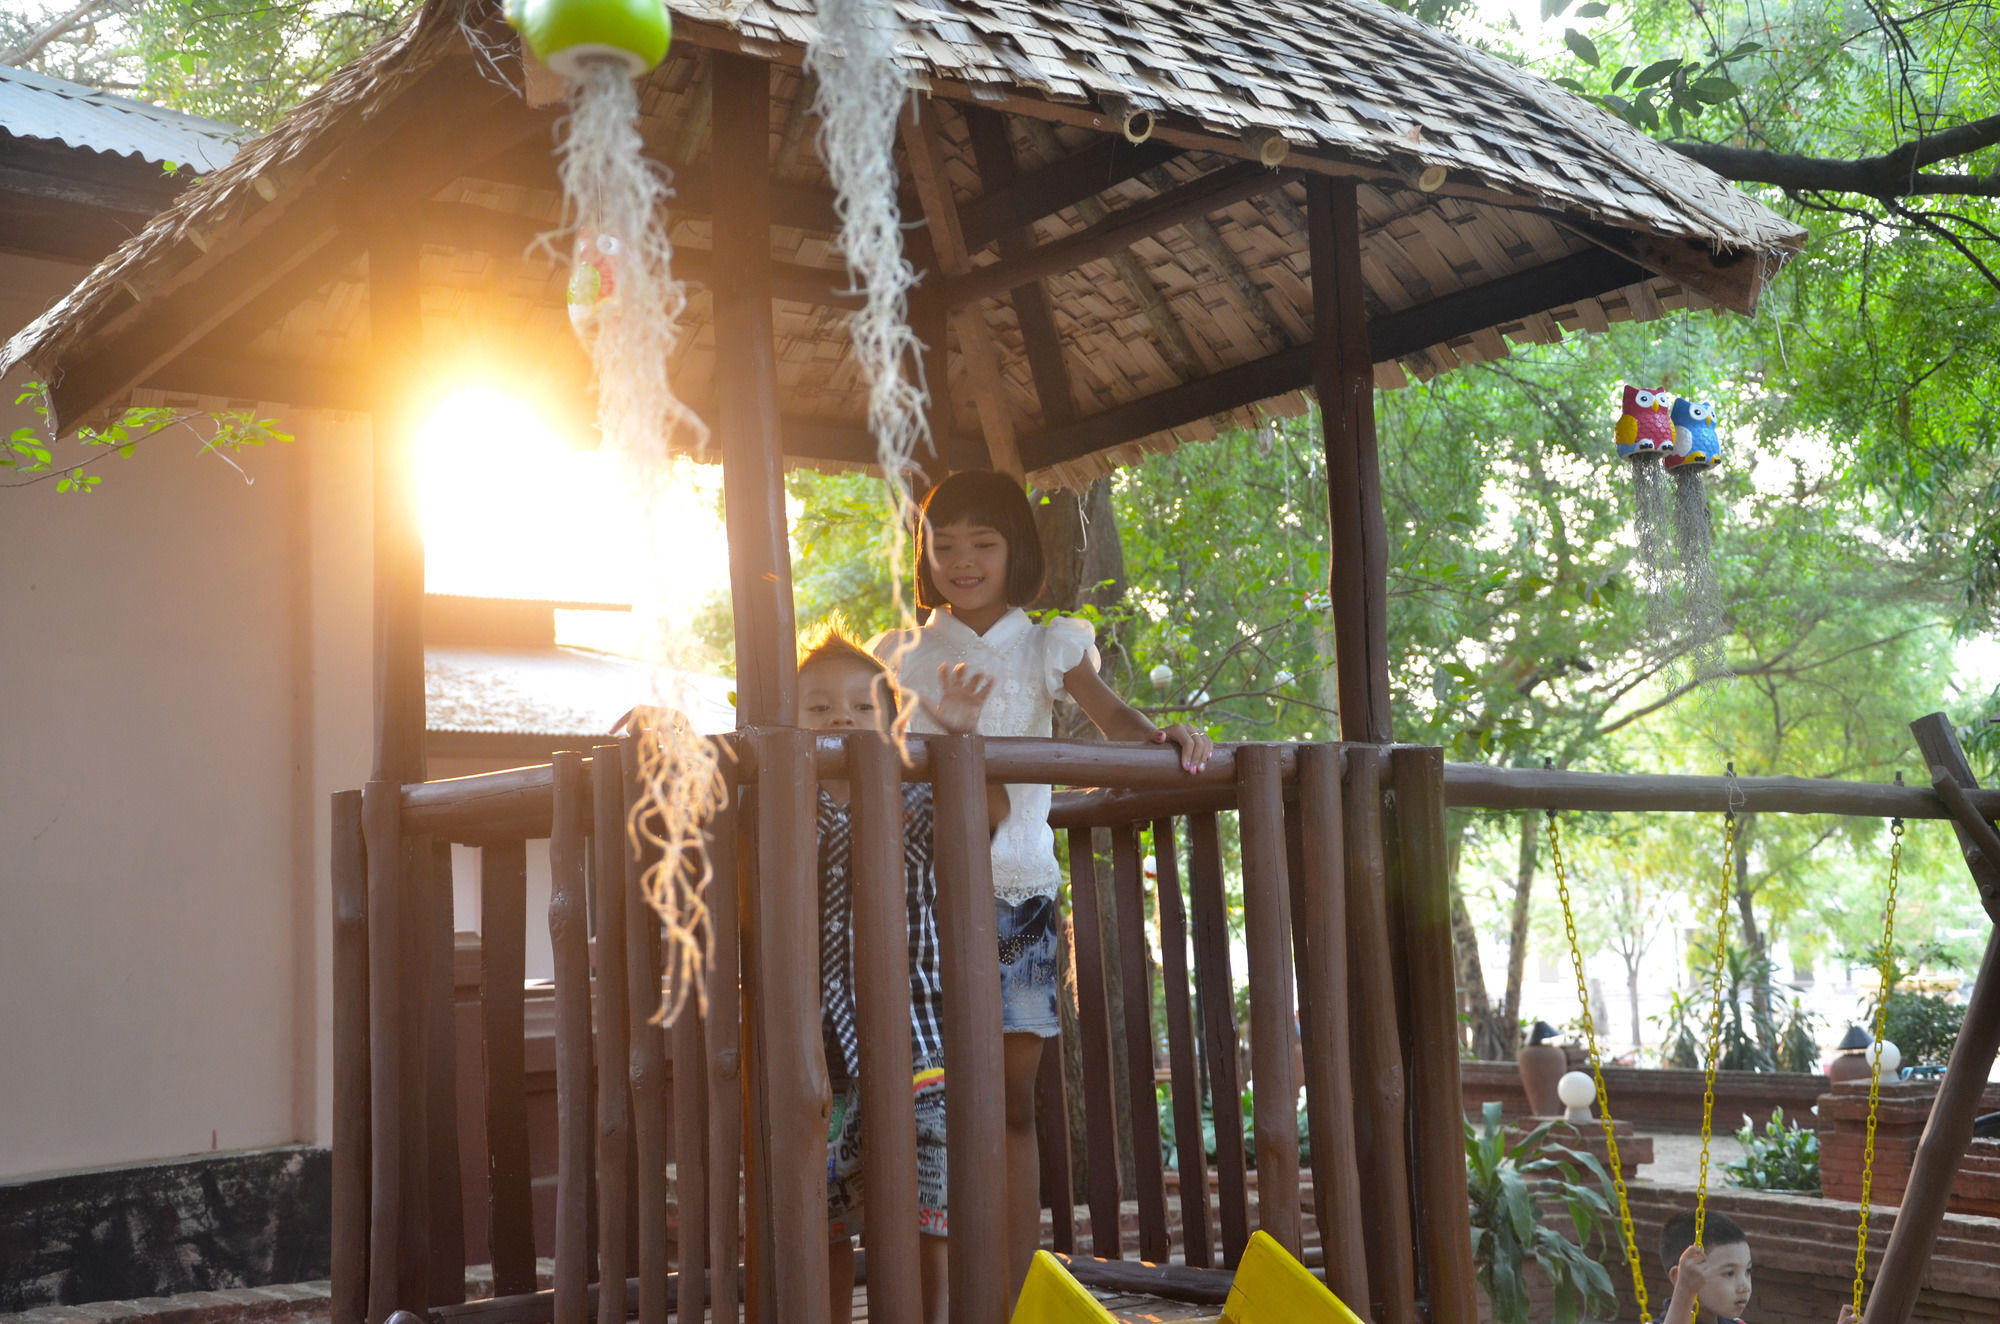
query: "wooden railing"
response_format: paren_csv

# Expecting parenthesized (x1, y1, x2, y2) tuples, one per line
(329, 734, 1483, 1324)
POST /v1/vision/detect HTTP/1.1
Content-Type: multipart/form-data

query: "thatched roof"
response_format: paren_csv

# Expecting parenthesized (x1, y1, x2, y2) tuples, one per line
(1, 0, 1805, 489)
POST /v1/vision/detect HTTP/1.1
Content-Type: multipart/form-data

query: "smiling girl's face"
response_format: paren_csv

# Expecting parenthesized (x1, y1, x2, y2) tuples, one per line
(925, 517, 1010, 629)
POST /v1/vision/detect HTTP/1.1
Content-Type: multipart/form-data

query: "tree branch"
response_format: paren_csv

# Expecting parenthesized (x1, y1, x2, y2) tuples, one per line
(1669, 112, 2000, 199)
(0, 0, 130, 66)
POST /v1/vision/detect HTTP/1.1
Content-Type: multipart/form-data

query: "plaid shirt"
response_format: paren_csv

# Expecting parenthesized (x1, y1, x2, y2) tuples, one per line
(818, 784, 945, 1080)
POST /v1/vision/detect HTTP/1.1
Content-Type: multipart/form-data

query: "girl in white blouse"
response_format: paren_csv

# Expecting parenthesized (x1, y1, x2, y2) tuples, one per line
(874, 469, 1211, 1303)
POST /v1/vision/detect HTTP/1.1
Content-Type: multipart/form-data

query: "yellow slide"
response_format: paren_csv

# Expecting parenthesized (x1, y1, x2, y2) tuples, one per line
(1010, 1250, 1119, 1323)
(1221, 1231, 1367, 1323)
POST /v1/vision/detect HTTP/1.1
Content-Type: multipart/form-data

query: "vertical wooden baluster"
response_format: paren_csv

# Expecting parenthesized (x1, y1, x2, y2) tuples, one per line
(549, 754, 593, 1324)
(1391, 746, 1478, 1322)
(1237, 746, 1302, 1253)
(1151, 817, 1210, 1270)
(703, 781, 744, 1324)
(753, 727, 832, 1319)
(363, 780, 405, 1322)
(1063, 827, 1123, 1257)
(480, 839, 536, 1297)
(590, 750, 632, 1324)
(620, 740, 670, 1324)
(1188, 812, 1248, 1267)
(932, 734, 1009, 1323)
(848, 733, 922, 1324)
(400, 831, 434, 1311)
(427, 837, 466, 1305)
(736, 775, 774, 1322)
(331, 791, 369, 1324)
(671, 880, 711, 1322)
(1294, 745, 1371, 1305)
(1111, 826, 1169, 1262)
(1344, 747, 1416, 1324)
(1035, 1031, 1074, 1256)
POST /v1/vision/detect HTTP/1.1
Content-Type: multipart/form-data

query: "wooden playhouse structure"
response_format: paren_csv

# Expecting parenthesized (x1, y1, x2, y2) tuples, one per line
(8, 0, 2000, 1320)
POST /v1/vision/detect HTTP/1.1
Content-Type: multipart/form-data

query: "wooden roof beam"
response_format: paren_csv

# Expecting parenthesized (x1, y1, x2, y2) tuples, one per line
(45, 61, 531, 435)
(1017, 246, 1648, 471)
(944, 161, 1291, 309)
(958, 135, 1183, 252)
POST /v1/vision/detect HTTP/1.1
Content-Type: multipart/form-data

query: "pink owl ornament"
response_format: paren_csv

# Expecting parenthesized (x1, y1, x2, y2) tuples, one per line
(1614, 385, 1673, 460)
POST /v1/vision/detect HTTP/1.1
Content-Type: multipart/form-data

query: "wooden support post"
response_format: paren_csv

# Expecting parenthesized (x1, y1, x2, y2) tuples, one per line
(752, 728, 832, 1320)
(331, 791, 369, 1324)
(619, 742, 670, 1324)
(1293, 746, 1371, 1305)
(1188, 813, 1249, 1266)
(1391, 747, 1478, 1323)
(1064, 828, 1124, 1257)
(1035, 1028, 1075, 1256)
(1868, 716, 2000, 1323)
(425, 838, 465, 1305)
(1308, 177, 1391, 743)
(366, 228, 426, 787)
(479, 840, 537, 1297)
(549, 754, 593, 1324)
(671, 940, 711, 1324)
(1236, 747, 1302, 1254)
(1110, 826, 1169, 1261)
(901, 99, 1026, 478)
(930, 734, 1010, 1322)
(711, 54, 797, 728)
(703, 790, 744, 1324)
(1151, 818, 1211, 1269)
(848, 734, 923, 1324)
(362, 781, 406, 1324)
(1343, 747, 1416, 1324)
(589, 751, 633, 1324)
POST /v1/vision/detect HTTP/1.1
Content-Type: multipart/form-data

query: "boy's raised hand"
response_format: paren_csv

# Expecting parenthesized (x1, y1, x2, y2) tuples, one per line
(1665, 1245, 1715, 1324)
(922, 662, 996, 735)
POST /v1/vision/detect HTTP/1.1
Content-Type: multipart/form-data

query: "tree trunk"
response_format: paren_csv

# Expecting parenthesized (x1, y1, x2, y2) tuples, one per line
(1733, 812, 1775, 1055)
(1500, 814, 1537, 1057)
(1446, 811, 1509, 1060)
(1627, 958, 1644, 1050)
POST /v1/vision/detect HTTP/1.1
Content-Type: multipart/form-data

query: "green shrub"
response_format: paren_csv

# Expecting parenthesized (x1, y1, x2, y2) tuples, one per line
(1879, 989, 1966, 1068)
(1725, 1107, 1819, 1192)
(1465, 1101, 1618, 1323)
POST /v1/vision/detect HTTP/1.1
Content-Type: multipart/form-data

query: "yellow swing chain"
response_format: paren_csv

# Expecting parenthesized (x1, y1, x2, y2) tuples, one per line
(1691, 800, 1738, 1320)
(1548, 808, 1652, 1323)
(1853, 817, 1905, 1316)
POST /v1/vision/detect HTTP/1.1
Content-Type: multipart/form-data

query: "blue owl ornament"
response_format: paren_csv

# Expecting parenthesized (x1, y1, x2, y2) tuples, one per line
(1665, 397, 1721, 472)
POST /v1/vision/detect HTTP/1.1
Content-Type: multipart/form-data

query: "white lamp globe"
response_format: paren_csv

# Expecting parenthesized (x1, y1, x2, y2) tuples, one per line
(1149, 663, 1174, 691)
(1273, 669, 1295, 688)
(1557, 1070, 1596, 1123)
(1874, 1040, 1903, 1078)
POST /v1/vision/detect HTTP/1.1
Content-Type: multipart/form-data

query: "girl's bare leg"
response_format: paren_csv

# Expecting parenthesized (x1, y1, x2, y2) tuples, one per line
(827, 1236, 855, 1324)
(919, 1233, 950, 1324)
(1003, 1032, 1047, 1311)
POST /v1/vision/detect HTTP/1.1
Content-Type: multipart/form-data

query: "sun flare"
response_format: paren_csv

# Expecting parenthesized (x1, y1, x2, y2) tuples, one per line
(416, 386, 730, 638)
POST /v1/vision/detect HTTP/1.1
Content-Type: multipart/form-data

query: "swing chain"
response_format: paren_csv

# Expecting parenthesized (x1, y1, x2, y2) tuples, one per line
(1692, 803, 1738, 1313)
(1852, 817, 1904, 1316)
(1548, 808, 1653, 1324)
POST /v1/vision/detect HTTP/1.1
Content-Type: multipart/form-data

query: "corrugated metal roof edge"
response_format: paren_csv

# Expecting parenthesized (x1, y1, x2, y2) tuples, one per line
(0, 64, 242, 170)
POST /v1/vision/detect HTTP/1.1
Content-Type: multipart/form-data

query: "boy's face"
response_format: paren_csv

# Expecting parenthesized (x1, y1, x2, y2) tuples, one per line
(1672, 1241, 1752, 1321)
(800, 657, 893, 735)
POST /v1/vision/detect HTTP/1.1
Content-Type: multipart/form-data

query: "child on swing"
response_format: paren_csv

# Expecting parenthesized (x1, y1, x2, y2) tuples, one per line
(798, 621, 1008, 1324)
(873, 470, 1213, 1303)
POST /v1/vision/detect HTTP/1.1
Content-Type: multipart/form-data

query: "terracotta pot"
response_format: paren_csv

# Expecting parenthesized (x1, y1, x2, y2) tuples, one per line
(1827, 1051, 1874, 1084)
(1517, 1043, 1568, 1117)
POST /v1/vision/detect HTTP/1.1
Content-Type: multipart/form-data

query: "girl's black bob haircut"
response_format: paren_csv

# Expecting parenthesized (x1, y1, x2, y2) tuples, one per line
(914, 470, 1046, 610)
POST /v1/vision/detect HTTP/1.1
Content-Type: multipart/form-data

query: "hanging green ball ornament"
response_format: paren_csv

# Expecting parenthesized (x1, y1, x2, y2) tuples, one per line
(505, 0, 672, 79)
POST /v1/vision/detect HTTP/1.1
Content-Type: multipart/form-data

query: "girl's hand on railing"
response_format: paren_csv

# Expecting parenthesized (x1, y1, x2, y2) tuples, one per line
(1154, 723, 1213, 774)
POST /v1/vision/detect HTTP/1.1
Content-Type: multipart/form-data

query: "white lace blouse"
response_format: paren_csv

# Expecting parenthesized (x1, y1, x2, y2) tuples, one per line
(874, 608, 1098, 903)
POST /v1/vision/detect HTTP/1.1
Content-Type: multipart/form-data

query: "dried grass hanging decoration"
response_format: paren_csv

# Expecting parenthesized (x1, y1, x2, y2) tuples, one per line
(509, 0, 723, 1024)
(806, 0, 932, 705)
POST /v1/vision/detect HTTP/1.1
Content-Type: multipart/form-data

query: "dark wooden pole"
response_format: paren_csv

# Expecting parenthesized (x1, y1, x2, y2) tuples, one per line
(362, 781, 406, 1324)
(930, 734, 1010, 1322)
(711, 54, 797, 729)
(424, 838, 465, 1305)
(548, 754, 593, 1324)
(1390, 747, 1478, 1322)
(752, 728, 832, 1319)
(1343, 747, 1417, 1324)
(1293, 746, 1371, 1305)
(1187, 813, 1249, 1266)
(848, 734, 923, 1324)
(1236, 746, 1303, 1254)
(1307, 177, 1391, 743)
(1867, 716, 2000, 1323)
(1111, 826, 1170, 1261)
(331, 791, 369, 1324)
(1064, 827, 1124, 1256)
(702, 792, 744, 1324)
(1151, 818, 1211, 1270)
(619, 742, 670, 1324)
(589, 750, 633, 1324)
(365, 227, 426, 786)
(479, 840, 537, 1296)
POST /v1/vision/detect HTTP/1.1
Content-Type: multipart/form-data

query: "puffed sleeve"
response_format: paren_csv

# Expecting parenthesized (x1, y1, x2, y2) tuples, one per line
(1042, 615, 1100, 699)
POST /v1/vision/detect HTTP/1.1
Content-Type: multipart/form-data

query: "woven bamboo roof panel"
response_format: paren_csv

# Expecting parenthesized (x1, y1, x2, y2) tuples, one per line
(2, 0, 1805, 490)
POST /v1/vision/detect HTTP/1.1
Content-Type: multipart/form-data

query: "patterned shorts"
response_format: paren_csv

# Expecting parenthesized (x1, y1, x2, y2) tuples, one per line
(997, 894, 1062, 1037)
(826, 1061, 949, 1240)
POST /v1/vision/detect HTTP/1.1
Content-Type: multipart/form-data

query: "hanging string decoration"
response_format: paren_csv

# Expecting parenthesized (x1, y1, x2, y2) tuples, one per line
(1615, 385, 1674, 643)
(1668, 395, 1730, 686)
(805, 0, 933, 720)
(508, 0, 721, 1023)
